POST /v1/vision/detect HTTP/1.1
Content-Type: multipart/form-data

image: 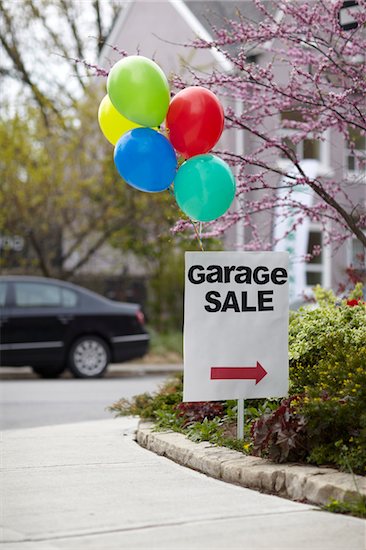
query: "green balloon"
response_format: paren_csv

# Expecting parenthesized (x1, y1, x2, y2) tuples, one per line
(174, 154, 236, 222)
(107, 56, 170, 127)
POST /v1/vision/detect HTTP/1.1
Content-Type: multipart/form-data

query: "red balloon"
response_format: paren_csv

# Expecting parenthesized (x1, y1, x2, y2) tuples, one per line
(166, 86, 224, 158)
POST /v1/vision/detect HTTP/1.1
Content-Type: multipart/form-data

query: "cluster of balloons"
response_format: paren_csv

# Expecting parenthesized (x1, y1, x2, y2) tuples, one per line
(98, 55, 236, 222)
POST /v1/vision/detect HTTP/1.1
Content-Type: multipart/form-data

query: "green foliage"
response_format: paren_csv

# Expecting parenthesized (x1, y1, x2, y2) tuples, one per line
(185, 417, 225, 443)
(109, 285, 366, 486)
(289, 284, 365, 394)
(245, 400, 280, 421)
(108, 373, 183, 422)
(148, 330, 183, 358)
(323, 497, 366, 519)
(289, 285, 366, 474)
(347, 283, 364, 302)
(1, 95, 132, 276)
(0, 95, 198, 283)
(142, 237, 220, 331)
(145, 248, 185, 332)
(109, 374, 252, 450)
(154, 408, 185, 432)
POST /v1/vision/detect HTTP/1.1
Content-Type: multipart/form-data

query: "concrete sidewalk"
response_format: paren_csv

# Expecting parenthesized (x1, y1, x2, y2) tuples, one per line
(1, 418, 365, 550)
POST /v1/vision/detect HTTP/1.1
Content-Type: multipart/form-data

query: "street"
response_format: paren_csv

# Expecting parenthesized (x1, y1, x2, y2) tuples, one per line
(0, 367, 173, 430)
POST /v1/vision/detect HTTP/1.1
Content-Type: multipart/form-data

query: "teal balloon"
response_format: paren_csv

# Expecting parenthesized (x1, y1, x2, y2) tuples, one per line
(174, 154, 236, 222)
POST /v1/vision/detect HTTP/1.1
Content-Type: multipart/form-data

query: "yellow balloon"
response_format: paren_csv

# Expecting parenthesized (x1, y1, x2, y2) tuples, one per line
(98, 95, 141, 145)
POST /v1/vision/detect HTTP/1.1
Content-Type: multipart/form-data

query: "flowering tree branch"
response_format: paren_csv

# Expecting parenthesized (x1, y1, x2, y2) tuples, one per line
(172, 0, 366, 251)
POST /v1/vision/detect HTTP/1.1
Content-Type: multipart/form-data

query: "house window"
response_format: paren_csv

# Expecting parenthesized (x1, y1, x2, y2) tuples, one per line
(281, 110, 304, 123)
(303, 139, 320, 160)
(280, 110, 320, 162)
(349, 237, 366, 270)
(280, 137, 320, 161)
(305, 229, 323, 287)
(346, 127, 366, 174)
(246, 55, 258, 64)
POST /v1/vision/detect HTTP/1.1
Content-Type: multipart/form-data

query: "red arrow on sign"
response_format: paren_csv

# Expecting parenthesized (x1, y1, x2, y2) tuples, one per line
(210, 362, 267, 384)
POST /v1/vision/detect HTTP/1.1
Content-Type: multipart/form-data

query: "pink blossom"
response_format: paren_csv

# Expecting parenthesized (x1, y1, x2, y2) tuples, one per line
(171, 0, 366, 252)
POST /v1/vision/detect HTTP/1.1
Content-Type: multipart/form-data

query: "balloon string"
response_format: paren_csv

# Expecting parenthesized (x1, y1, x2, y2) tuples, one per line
(191, 220, 205, 251)
(167, 186, 204, 251)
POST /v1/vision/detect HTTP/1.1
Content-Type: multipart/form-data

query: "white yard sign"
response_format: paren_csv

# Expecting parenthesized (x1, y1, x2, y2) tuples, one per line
(183, 251, 289, 402)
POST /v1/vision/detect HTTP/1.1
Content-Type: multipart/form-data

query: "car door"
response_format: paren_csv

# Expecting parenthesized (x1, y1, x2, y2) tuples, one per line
(3, 280, 77, 367)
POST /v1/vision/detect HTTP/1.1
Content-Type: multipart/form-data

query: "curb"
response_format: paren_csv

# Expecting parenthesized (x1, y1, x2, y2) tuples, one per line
(136, 422, 366, 507)
(0, 364, 182, 380)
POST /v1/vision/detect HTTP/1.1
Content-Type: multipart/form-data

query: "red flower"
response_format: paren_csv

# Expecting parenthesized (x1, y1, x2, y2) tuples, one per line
(346, 299, 365, 307)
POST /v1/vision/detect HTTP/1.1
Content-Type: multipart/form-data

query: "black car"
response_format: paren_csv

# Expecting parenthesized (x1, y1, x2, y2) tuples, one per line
(0, 276, 149, 378)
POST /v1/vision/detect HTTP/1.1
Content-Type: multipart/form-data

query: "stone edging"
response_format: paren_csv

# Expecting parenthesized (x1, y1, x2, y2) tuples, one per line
(136, 422, 366, 507)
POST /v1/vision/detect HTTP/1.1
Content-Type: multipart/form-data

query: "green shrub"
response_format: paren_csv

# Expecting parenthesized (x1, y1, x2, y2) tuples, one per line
(186, 417, 226, 443)
(289, 284, 366, 474)
(108, 373, 183, 423)
(289, 286, 365, 395)
(148, 329, 183, 357)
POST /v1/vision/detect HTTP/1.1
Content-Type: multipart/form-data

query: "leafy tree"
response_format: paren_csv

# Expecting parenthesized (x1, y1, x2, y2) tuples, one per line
(0, 90, 187, 280)
(0, 1, 194, 289)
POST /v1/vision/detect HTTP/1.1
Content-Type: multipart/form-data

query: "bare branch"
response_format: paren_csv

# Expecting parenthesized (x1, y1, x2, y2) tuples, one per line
(0, 0, 62, 125)
(93, 0, 105, 54)
(59, 0, 86, 62)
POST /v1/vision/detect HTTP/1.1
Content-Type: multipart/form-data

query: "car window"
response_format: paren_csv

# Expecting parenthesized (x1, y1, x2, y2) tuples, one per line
(14, 283, 62, 307)
(62, 288, 78, 307)
(14, 282, 79, 308)
(0, 282, 7, 307)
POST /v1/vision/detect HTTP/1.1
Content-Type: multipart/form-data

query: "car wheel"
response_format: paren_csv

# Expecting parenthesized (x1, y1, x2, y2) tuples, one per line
(32, 365, 66, 379)
(68, 336, 110, 378)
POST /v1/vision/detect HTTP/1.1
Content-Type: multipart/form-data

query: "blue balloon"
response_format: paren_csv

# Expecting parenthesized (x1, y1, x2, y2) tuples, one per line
(114, 128, 177, 192)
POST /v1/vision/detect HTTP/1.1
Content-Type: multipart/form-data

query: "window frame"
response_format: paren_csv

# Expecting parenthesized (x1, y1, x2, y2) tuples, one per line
(348, 235, 366, 271)
(277, 111, 331, 176)
(305, 226, 324, 290)
(345, 127, 366, 179)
